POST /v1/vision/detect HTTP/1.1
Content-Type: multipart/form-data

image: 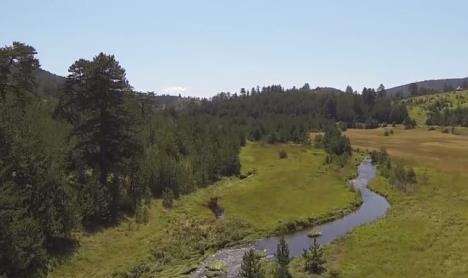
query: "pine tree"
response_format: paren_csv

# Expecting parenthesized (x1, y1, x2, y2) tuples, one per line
(239, 249, 263, 278)
(303, 232, 326, 274)
(57, 53, 139, 224)
(275, 237, 291, 278)
(0, 42, 74, 276)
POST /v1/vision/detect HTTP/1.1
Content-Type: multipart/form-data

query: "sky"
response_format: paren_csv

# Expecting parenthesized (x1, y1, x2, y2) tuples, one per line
(2, 0, 468, 97)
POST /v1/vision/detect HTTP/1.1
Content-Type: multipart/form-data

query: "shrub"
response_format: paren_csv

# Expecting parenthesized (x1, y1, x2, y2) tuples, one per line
(279, 150, 288, 159)
(403, 117, 417, 129)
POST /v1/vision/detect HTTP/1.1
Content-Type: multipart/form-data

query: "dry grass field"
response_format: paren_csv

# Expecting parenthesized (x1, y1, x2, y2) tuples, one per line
(346, 126, 468, 173)
(317, 126, 468, 277)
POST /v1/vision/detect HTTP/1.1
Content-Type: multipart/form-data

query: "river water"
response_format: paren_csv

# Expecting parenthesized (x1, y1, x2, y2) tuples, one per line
(255, 158, 390, 256)
(193, 158, 390, 277)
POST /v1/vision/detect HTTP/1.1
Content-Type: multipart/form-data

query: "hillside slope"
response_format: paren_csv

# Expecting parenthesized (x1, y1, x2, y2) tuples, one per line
(387, 77, 468, 96)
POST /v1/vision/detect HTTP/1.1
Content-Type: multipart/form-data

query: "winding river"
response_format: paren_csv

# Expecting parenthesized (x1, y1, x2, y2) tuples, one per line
(193, 158, 390, 277)
(255, 158, 390, 256)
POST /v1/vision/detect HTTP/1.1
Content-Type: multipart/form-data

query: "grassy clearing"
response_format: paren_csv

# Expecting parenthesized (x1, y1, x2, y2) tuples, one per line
(311, 127, 468, 277)
(50, 143, 360, 277)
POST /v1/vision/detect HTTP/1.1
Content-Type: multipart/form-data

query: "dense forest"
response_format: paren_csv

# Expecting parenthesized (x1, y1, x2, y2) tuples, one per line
(0, 42, 412, 277)
(195, 84, 410, 143)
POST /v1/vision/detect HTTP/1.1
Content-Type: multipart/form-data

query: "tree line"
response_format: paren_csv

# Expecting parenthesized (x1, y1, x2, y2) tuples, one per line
(196, 84, 410, 144)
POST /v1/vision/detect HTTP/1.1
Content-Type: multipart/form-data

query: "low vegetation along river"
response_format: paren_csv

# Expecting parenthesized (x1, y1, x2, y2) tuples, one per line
(193, 159, 390, 277)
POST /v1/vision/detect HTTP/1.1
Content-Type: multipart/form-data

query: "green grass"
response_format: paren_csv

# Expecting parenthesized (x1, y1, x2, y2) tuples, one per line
(217, 144, 361, 234)
(50, 143, 360, 277)
(308, 128, 468, 277)
(405, 90, 468, 126)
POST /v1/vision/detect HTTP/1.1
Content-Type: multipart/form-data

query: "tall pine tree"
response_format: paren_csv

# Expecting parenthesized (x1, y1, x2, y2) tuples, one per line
(275, 237, 291, 278)
(57, 53, 138, 224)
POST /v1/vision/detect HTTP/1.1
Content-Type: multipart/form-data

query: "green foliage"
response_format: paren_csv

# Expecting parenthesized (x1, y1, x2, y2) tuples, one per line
(56, 53, 140, 224)
(200, 86, 409, 145)
(161, 188, 175, 209)
(302, 237, 325, 274)
(140, 111, 242, 197)
(322, 125, 351, 157)
(275, 237, 291, 278)
(239, 249, 264, 278)
(370, 148, 417, 191)
(320, 124, 352, 166)
(151, 216, 251, 271)
(0, 42, 39, 107)
(0, 42, 75, 277)
(135, 201, 149, 225)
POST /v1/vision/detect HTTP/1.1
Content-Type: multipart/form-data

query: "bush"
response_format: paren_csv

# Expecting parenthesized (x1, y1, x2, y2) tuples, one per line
(279, 150, 288, 159)
(162, 188, 175, 209)
(403, 117, 416, 129)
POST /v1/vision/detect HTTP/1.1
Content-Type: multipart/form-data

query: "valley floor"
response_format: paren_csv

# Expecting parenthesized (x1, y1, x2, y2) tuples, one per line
(50, 143, 361, 277)
(51, 128, 468, 278)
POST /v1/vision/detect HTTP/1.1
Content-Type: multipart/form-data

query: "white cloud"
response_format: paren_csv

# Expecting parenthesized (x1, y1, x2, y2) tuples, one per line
(162, 86, 188, 95)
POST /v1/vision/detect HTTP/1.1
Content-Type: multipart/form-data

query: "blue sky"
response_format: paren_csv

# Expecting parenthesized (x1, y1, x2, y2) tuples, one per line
(2, 0, 468, 97)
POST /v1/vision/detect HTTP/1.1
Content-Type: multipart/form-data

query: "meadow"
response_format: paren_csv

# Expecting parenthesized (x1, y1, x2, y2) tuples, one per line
(315, 127, 468, 277)
(50, 143, 361, 277)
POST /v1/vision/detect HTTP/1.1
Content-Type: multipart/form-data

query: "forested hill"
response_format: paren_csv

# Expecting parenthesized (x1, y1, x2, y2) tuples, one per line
(386, 77, 468, 97)
(34, 68, 65, 96)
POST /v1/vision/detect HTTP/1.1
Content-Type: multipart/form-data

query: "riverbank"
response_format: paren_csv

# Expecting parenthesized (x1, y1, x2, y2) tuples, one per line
(50, 143, 362, 277)
(194, 158, 390, 277)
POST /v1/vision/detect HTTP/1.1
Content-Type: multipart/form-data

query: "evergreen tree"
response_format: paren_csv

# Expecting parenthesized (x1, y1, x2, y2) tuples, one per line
(275, 237, 291, 278)
(239, 249, 263, 278)
(57, 53, 139, 224)
(0, 42, 39, 107)
(303, 232, 326, 274)
(0, 42, 75, 276)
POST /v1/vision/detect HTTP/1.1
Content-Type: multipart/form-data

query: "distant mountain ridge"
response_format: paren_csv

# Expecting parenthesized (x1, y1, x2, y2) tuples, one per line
(386, 77, 468, 96)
